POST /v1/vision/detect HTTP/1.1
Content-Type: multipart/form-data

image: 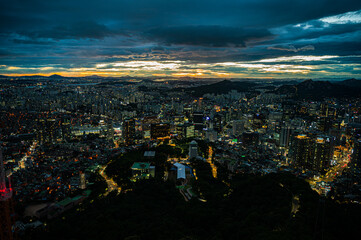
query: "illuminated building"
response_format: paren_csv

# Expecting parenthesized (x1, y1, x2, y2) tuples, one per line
(107, 120, 114, 141)
(61, 117, 71, 142)
(123, 118, 135, 146)
(352, 139, 361, 168)
(0, 148, 15, 240)
(320, 103, 329, 117)
(131, 162, 155, 181)
(71, 125, 102, 136)
(142, 116, 160, 139)
(175, 124, 184, 138)
(291, 134, 333, 172)
(313, 137, 333, 172)
(318, 117, 333, 133)
(151, 123, 170, 140)
(213, 114, 222, 133)
(189, 140, 198, 159)
(205, 129, 218, 142)
(184, 123, 195, 138)
(174, 116, 184, 125)
(36, 118, 58, 144)
(290, 134, 313, 169)
(79, 171, 86, 190)
(280, 125, 293, 148)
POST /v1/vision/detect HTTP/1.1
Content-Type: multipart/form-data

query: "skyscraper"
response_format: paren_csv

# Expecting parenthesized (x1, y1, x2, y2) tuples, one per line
(123, 119, 135, 146)
(232, 120, 244, 137)
(193, 111, 204, 131)
(213, 114, 222, 133)
(280, 125, 293, 148)
(290, 134, 314, 169)
(313, 137, 333, 172)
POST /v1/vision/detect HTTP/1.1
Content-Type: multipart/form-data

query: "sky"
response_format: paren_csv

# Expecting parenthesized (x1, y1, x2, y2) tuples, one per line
(1, 0, 361, 79)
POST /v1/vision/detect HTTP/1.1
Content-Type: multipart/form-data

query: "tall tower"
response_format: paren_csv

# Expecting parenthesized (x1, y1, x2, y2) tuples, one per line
(0, 148, 15, 240)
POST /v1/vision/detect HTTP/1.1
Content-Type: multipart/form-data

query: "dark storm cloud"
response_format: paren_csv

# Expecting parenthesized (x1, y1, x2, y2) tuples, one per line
(147, 26, 273, 47)
(18, 21, 120, 40)
(13, 39, 53, 45)
(3, 0, 361, 29)
(310, 41, 361, 56)
(0, 49, 13, 57)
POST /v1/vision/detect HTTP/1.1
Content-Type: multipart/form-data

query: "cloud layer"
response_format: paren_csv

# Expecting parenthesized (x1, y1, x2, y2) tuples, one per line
(1, 0, 361, 78)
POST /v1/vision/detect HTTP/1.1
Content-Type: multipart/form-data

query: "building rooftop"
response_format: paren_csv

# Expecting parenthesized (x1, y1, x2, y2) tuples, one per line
(144, 151, 156, 157)
(57, 197, 73, 207)
(131, 162, 150, 170)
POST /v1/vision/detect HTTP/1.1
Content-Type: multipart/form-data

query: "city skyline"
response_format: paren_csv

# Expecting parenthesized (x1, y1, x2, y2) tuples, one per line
(1, 0, 361, 79)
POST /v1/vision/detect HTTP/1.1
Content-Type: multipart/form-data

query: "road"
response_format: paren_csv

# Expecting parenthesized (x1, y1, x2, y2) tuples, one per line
(99, 165, 121, 196)
(206, 146, 217, 178)
(309, 147, 351, 195)
(13, 140, 38, 173)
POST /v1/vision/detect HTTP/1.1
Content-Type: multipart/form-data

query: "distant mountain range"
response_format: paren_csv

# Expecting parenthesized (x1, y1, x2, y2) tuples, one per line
(175, 80, 258, 97)
(1, 74, 361, 100)
(273, 79, 361, 100)
(170, 78, 361, 99)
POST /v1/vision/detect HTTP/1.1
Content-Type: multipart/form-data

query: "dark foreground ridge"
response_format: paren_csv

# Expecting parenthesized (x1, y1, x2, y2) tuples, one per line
(25, 169, 361, 240)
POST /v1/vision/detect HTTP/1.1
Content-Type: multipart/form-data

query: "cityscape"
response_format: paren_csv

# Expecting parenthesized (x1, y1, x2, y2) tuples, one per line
(1, 1, 361, 240)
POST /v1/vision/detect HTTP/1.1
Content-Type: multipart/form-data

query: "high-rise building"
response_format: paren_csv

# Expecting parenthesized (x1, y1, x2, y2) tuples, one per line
(193, 111, 204, 131)
(151, 123, 170, 140)
(232, 120, 244, 137)
(318, 117, 333, 133)
(313, 137, 333, 172)
(320, 103, 329, 117)
(189, 140, 198, 159)
(290, 134, 333, 172)
(107, 120, 114, 141)
(290, 134, 314, 169)
(280, 126, 293, 148)
(36, 118, 58, 144)
(123, 119, 135, 146)
(183, 123, 195, 139)
(213, 114, 222, 133)
(61, 117, 71, 142)
(142, 116, 159, 139)
(205, 129, 218, 142)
